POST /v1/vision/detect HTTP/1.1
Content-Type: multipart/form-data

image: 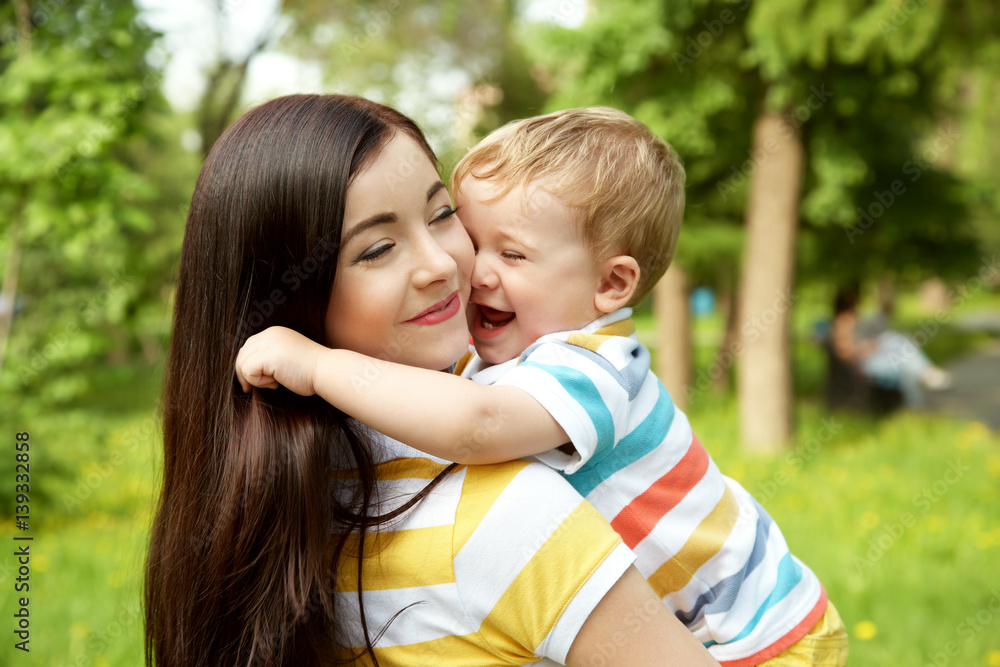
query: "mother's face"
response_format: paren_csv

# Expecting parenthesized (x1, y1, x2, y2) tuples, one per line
(325, 132, 475, 370)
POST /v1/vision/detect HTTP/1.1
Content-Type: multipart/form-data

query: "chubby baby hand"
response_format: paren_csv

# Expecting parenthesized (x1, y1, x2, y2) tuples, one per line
(234, 326, 324, 396)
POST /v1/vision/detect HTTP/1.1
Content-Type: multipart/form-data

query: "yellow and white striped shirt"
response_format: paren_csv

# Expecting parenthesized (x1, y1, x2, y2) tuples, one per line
(334, 434, 634, 665)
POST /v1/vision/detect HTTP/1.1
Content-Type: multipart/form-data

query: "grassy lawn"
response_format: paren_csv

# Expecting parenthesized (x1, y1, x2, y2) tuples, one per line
(1, 288, 998, 665)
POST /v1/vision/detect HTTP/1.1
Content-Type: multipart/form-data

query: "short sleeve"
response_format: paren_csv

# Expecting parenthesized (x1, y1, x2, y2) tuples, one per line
(494, 339, 644, 474)
(453, 461, 635, 664)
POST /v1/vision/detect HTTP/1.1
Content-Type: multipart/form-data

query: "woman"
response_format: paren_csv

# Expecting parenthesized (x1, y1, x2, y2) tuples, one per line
(144, 94, 718, 666)
(832, 283, 950, 408)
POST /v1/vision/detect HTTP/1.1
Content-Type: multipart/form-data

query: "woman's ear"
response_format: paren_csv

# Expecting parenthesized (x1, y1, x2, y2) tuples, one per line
(594, 255, 640, 314)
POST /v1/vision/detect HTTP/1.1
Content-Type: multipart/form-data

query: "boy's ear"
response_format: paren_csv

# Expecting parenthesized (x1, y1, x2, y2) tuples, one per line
(594, 255, 640, 314)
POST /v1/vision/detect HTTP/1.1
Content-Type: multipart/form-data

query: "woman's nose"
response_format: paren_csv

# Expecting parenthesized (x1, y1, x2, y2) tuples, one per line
(413, 233, 457, 288)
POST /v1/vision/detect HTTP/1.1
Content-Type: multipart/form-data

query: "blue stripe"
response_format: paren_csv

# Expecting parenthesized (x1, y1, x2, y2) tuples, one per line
(708, 552, 804, 647)
(561, 382, 675, 497)
(519, 360, 616, 464)
(676, 506, 774, 626)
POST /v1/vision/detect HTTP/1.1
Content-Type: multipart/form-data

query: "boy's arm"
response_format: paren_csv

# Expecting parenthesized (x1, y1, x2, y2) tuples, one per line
(234, 326, 568, 464)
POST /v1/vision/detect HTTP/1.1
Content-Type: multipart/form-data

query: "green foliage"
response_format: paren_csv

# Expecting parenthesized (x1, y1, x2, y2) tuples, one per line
(524, 0, 996, 291)
(0, 1, 193, 411)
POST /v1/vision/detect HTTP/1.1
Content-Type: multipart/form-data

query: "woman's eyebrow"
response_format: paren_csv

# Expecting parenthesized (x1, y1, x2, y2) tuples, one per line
(342, 213, 396, 247)
(427, 181, 446, 201)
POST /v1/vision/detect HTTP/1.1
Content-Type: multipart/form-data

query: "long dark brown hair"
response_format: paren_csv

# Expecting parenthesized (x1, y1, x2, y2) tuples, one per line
(145, 95, 444, 666)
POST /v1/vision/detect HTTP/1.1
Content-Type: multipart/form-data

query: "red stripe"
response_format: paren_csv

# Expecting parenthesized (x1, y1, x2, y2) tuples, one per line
(610, 435, 710, 549)
(718, 588, 828, 667)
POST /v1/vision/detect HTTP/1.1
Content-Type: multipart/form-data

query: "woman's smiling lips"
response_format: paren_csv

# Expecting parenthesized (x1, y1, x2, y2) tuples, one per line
(405, 290, 461, 325)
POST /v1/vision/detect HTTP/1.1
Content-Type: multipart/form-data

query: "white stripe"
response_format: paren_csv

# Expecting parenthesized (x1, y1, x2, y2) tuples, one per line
(452, 464, 589, 627)
(535, 542, 636, 663)
(336, 581, 476, 647)
(370, 470, 465, 532)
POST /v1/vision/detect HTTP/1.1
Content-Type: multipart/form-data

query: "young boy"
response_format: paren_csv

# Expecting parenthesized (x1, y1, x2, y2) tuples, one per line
(235, 108, 848, 665)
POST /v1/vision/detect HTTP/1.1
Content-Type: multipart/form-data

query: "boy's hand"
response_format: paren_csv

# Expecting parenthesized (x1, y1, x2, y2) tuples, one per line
(234, 326, 324, 396)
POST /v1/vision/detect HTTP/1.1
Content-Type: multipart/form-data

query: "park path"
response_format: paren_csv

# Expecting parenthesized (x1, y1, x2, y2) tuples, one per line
(925, 335, 1000, 431)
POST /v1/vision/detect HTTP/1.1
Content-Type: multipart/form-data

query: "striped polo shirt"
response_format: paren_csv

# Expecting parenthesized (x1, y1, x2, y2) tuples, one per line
(333, 431, 635, 665)
(459, 308, 827, 666)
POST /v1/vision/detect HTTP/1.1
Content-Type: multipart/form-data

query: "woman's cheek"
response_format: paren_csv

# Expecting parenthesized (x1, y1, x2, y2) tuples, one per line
(446, 224, 475, 283)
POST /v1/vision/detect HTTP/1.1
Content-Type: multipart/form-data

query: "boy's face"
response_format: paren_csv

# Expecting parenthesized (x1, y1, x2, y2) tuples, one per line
(456, 176, 603, 365)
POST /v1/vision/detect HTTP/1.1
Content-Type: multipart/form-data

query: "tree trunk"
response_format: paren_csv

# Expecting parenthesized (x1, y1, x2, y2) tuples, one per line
(654, 264, 691, 410)
(736, 109, 803, 452)
(712, 266, 738, 393)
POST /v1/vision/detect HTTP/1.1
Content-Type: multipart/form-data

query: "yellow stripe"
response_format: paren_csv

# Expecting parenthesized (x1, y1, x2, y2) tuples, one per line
(595, 317, 636, 338)
(453, 349, 475, 375)
(477, 500, 623, 657)
(565, 317, 637, 352)
(329, 457, 457, 481)
(454, 460, 529, 554)
(647, 485, 739, 597)
(340, 632, 524, 666)
(338, 524, 456, 592)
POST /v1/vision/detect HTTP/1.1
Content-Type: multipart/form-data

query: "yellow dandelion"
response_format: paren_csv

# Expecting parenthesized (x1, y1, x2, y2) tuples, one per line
(70, 621, 89, 640)
(987, 457, 1000, 478)
(861, 511, 881, 531)
(975, 533, 992, 550)
(33, 553, 50, 573)
(830, 467, 850, 485)
(926, 515, 946, 533)
(987, 649, 1000, 667)
(854, 620, 877, 641)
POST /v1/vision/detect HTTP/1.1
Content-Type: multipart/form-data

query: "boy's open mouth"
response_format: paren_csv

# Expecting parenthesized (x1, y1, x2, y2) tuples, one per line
(478, 305, 515, 331)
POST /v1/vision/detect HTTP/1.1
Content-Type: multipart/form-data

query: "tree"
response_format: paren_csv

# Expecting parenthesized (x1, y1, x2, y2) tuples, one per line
(0, 0, 179, 406)
(524, 0, 997, 450)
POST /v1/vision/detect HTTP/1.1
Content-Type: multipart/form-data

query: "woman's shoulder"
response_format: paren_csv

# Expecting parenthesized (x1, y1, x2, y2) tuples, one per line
(361, 458, 631, 663)
(371, 456, 619, 565)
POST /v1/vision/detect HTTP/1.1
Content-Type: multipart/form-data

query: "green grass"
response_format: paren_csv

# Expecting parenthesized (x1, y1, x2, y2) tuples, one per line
(1, 353, 998, 666)
(685, 397, 1000, 666)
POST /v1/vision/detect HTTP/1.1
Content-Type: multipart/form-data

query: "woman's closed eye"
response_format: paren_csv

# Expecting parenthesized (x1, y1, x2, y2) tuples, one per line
(501, 250, 525, 261)
(355, 242, 394, 264)
(430, 205, 460, 224)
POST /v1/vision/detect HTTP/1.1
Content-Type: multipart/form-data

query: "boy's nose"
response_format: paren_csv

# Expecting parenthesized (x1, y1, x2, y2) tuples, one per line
(471, 256, 499, 290)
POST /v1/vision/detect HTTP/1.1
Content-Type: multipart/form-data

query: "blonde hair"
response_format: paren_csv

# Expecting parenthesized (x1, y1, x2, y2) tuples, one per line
(453, 107, 685, 304)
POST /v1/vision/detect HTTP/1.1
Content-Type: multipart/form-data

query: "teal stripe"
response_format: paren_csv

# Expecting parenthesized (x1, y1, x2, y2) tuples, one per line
(520, 361, 616, 470)
(561, 381, 675, 498)
(710, 552, 803, 647)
